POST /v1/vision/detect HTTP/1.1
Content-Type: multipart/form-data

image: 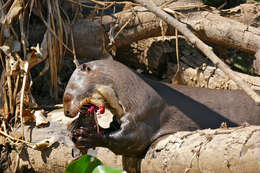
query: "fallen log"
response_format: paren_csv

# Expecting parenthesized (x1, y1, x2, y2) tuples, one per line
(5, 108, 260, 173)
(173, 65, 260, 90)
(115, 36, 260, 90)
(141, 125, 260, 173)
(66, 1, 260, 59)
(180, 10, 260, 54)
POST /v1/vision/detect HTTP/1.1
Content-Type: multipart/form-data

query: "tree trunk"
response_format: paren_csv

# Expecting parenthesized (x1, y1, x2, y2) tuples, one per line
(67, 2, 260, 59)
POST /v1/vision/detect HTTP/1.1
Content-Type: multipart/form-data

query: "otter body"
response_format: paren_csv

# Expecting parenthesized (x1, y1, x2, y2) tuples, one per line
(63, 59, 260, 157)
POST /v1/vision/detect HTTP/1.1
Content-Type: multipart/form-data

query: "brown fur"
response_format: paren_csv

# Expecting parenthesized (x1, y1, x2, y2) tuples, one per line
(64, 59, 260, 157)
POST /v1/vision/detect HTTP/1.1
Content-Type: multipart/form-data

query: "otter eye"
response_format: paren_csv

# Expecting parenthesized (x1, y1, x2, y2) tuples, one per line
(81, 64, 91, 72)
(63, 93, 73, 103)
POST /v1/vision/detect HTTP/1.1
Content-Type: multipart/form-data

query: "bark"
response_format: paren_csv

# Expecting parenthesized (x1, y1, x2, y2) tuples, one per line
(173, 65, 260, 90)
(180, 10, 260, 54)
(116, 37, 260, 90)
(141, 125, 260, 173)
(68, 2, 260, 59)
(6, 108, 123, 173)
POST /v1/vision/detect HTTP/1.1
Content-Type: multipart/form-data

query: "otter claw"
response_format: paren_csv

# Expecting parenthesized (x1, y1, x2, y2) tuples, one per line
(73, 128, 97, 137)
(73, 127, 95, 134)
(72, 132, 108, 149)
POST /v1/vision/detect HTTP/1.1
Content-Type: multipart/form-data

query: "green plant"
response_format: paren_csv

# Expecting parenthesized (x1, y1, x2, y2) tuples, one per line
(93, 165, 127, 173)
(66, 154, 102, 173)
(65, 154, 125, 173)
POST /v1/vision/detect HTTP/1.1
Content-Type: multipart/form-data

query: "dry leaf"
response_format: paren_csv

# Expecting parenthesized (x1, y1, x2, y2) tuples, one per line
(0, 45, 11, 56)
(32, 136, 57, 151)
(30, 44, 42, 57)
(0, 135, 6, 145)
(97, 109, 114, 129)
(1, 38, 21, 54)
(34, 110, 49, 128)
(22, 109, 35, 124)
(27, 44, 44, 69)
(1, 0, 23, 24)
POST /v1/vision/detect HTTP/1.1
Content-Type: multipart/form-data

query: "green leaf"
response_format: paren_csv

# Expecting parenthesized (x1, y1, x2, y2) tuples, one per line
(92, 165, 126, 173)
(65, 154, 103, 173)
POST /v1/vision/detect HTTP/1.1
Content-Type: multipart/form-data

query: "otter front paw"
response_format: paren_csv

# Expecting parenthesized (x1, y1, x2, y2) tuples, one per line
(72, 127, 109, 149)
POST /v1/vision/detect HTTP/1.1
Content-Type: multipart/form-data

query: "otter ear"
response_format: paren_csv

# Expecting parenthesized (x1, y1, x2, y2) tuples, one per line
(81, 64, 91, 72)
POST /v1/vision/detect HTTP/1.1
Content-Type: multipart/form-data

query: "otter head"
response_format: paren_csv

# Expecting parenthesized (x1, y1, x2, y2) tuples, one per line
(63, 62, 124, 121)
(63, 63, 94, 118)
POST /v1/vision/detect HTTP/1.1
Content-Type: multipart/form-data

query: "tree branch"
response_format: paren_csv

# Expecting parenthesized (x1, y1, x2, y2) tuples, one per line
(134, 0, 260, 105)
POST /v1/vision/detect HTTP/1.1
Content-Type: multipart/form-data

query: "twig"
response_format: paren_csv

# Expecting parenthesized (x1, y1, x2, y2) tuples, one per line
(14, 74, 20, 125)
(54, 0, 64, 69)
(173, 27, 182, 85)
(47, 0, 58, 100)
(39, 9, 74, 55)
(0, 0, 12, 11)
(113, 17, 132, 41)
(15, 106, 19, 126)
(2, 82, 9, 119)
(175, 29, 179, 72)
(134, 0, 260, 105)
(0, 25, 5, 70)
(6, 59, 14, 114)
(13, 74, 20, 101)
(0, 130, 34, 148)
(19, 12, 26, 59)
(13, 153, 20, 173)
(19, 61, 29, 140)
(172, 10, 182, 85)
(108, 8, 136, 48)
(70, 28, 79, 67)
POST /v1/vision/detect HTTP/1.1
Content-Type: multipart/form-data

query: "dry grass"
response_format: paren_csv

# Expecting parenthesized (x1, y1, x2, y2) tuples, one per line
(0, 0, 131, 150)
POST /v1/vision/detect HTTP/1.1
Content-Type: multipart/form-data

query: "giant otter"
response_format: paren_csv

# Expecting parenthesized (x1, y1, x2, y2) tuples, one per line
(63, 59, 260, 157)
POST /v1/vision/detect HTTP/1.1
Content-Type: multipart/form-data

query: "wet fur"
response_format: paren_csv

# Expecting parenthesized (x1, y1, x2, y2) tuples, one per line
(64, 59, 260, 157)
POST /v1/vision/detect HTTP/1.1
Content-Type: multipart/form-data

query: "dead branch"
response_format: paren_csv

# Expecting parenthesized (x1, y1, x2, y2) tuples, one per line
(19, 61, 29, 139)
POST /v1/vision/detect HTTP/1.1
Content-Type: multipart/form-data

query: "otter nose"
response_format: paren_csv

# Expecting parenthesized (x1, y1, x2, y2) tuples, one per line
(64, 109, 70, 117)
